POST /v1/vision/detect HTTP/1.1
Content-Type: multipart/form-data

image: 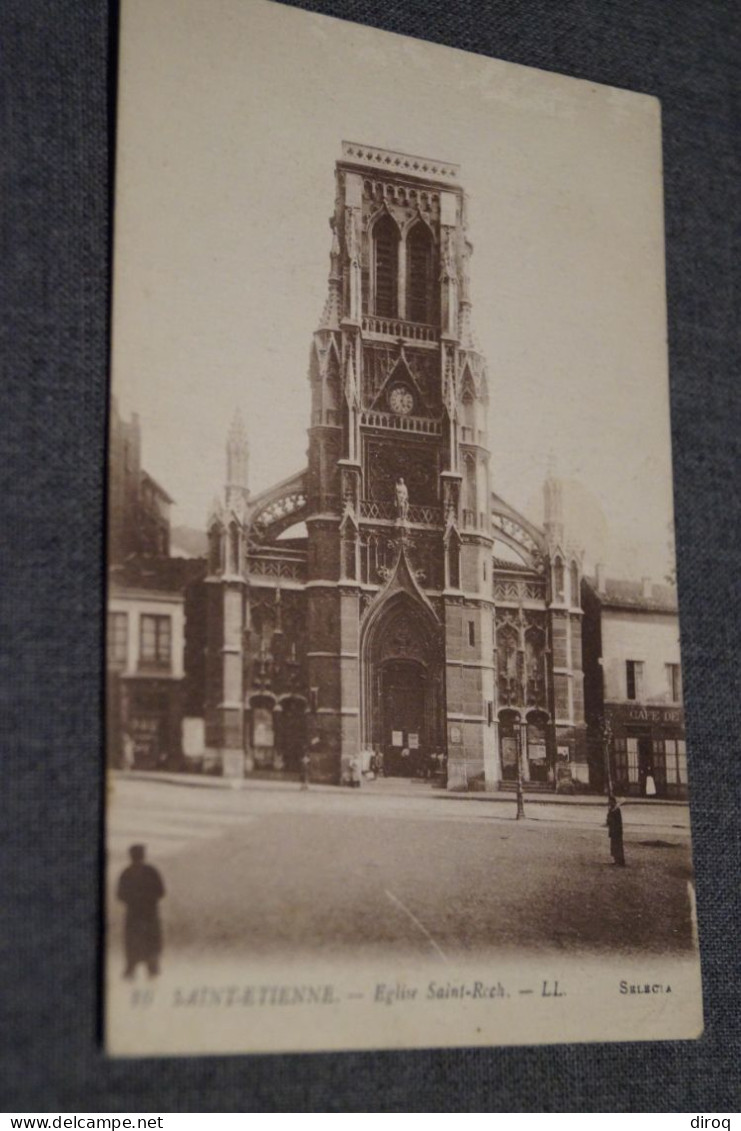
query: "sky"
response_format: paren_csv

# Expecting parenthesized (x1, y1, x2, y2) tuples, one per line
(111, 0, 676, 581)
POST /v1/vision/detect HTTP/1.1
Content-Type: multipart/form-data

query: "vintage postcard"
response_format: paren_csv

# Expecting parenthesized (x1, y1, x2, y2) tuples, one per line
(105, 0, 703, 1055)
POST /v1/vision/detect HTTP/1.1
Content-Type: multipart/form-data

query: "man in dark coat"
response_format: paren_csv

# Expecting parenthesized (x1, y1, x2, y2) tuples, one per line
(117, 844, 166, 978)
(606, 796, 626, 866)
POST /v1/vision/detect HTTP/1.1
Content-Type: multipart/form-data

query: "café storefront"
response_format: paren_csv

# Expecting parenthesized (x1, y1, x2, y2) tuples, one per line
(606, 703, 686, 800)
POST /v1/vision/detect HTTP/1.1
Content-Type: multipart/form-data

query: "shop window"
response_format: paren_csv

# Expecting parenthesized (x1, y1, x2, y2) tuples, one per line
(107, 612, 128, 669)
(663, 740, 676, 785)
(613, 737, 628, 789)
(664, 738, 687, 787)
(652, 739, 667, 791)
(373, 214, 399, 318)
(626, 659, 644, 701)
(666, 662, 682, 703)
(140, 614, 172, 669)
(626, 736, 639, 783)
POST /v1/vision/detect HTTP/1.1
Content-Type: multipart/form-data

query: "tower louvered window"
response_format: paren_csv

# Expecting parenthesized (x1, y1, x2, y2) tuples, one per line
(406, 222, 435, 324)
(373, 215, 398, 318)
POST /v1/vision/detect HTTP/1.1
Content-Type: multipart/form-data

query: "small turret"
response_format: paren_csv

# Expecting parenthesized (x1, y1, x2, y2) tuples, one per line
(543, 454, 564, 550)
(226, 409, 250, 512)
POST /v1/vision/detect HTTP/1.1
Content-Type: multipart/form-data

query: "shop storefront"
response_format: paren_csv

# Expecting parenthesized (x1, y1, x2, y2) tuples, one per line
(607, 704, 686, 799)
(121, 678, 183, 770)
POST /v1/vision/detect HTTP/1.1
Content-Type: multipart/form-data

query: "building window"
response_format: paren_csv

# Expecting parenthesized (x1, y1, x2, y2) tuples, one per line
(663, 738, 687, 789)
(406, 221, 435, 323)
(666, 662, 682, 703)
(373, 214, 399, 318)
(140, 614, 172, 669)
(626, 660, 644, 701)
(625, 736, 640, 782)
(468, 621, 475, 646)
(463, 454, 477, 527)
(107, 612, 128, 669)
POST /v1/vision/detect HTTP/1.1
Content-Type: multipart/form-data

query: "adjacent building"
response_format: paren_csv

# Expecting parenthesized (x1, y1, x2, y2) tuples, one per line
(107, 401, 205, 769)
(582, 568, 686, 798)
(107, 558, 187, 768)
(109, 398, 173, 561)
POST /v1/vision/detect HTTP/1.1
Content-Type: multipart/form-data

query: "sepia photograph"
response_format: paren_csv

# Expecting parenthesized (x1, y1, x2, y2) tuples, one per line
(105, 0, 703, 1055)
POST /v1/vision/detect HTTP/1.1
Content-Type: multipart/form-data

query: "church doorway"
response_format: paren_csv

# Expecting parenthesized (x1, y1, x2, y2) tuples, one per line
(361, 590, 444, 776)
(381, 659, 426, 776)
(276, 696, 307, 774)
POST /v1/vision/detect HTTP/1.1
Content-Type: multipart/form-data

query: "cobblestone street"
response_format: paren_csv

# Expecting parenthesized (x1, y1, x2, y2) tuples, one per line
(107, 775, 696, 968)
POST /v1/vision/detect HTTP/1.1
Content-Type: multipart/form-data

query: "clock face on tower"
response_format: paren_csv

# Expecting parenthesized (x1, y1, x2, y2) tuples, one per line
(388, 385, 414, 415)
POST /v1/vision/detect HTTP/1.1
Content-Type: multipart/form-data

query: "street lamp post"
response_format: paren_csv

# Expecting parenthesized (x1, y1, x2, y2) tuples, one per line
(515, 722, 526, 820)
(601, 714, 614, 796)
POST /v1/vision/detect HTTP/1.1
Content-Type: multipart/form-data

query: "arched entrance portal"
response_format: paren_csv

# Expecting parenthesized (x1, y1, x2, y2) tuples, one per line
(381, 659, 427, 776)
(276, 696, 308, 774)
(361, 592, 444, 777)
(246, 693, 307, 775)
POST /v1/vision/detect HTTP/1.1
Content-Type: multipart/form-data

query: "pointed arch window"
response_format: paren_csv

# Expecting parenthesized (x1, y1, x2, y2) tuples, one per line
(373, 214, 399, 318)
(406, 221, 436, 324)
(570, 562, 579, 606)
(208, 525, 222, 574)
(554, 557, 565, 599)
(463, 453, 477, 528)
(446, 529, 461, 590)
(460, 380, 476, 443)
(229, 522, 241, 574)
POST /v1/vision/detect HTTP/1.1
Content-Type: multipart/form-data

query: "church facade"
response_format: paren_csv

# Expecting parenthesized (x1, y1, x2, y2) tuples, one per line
(204, 142, 586, 790)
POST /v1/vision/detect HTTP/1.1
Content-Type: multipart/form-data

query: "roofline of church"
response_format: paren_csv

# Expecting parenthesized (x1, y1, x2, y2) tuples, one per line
(247, 467, 307, 510)
(340, 141, 460, 184)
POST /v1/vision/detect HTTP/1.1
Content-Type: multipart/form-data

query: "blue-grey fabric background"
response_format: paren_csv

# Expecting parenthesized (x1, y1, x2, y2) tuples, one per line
(2, 0, 740, 1113)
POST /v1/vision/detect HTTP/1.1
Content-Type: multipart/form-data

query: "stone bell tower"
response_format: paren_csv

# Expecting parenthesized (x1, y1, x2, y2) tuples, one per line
(305, 142, 496, 786)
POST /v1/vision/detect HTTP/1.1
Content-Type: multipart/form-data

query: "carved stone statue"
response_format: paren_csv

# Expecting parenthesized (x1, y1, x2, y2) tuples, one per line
(395, 477, 409, 522)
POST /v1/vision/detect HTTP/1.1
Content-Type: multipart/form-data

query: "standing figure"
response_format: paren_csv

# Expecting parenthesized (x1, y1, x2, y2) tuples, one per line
(606, 796, 626, 867)
(395, 477, 409, 522)
(117, 844, 166, 979)
(300, 749, 311, 790)
(122, 728, 135, 772)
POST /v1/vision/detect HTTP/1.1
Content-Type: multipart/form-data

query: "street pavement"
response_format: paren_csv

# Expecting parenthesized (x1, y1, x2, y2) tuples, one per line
(107, 775, 696, 967)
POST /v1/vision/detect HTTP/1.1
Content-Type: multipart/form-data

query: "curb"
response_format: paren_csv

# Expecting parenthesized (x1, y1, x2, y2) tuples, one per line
(113, 771, 689, 808)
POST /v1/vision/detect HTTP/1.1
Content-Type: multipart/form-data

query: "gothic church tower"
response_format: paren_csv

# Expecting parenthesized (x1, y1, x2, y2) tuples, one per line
(305, 143, 496, 786)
